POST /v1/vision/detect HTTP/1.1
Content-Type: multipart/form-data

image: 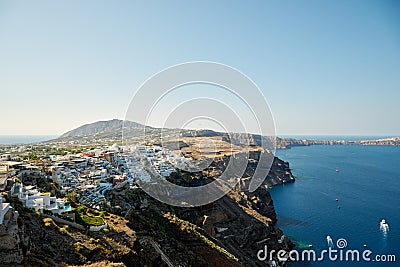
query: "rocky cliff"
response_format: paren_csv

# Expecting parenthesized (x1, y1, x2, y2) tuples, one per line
(109, 154, 295, 267)
(0, 205, 24, 266)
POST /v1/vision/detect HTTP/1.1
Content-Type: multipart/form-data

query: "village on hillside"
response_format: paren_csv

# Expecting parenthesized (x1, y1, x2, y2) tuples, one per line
(0, 141, 190, 234)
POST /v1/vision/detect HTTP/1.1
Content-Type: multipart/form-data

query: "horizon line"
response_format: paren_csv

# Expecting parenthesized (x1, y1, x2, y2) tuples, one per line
(0, 133, 399, 137)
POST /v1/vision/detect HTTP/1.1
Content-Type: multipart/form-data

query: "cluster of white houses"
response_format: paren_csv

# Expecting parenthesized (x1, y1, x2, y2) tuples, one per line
(0, 144, 134, 211)
(49, 147, 128, 209)
(127, 145, 192, 180)
(0, 143, 197, 223)
(10, 183, 69, 214)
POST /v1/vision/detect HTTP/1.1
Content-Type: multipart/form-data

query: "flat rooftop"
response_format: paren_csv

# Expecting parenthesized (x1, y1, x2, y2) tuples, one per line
(0, 161, 23, 167)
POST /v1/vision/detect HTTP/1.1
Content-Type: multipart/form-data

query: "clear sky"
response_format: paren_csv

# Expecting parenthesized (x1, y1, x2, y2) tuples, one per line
(0, 0, 399, 136)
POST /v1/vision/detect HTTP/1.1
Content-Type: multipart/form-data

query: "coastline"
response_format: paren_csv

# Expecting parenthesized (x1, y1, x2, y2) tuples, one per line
(276, 136, 400, 149)
(0, 135, 58, 145)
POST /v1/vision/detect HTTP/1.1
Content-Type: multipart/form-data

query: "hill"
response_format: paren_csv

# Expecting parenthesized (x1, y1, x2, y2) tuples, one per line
(57, 119, 277, 148)
(60, 119, 144, 138)
(58, 119, 229, 145)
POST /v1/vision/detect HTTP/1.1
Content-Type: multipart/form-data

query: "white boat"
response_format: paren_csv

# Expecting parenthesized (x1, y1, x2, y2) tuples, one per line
(380, 219, 389, 232)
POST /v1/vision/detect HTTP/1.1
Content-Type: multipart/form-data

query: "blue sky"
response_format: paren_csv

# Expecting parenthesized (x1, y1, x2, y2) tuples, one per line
(0, 0, 399, 135)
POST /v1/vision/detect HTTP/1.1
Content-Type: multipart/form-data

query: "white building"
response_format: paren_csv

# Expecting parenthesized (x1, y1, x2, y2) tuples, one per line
(11, 183, 68, 214)
(0, 197, 10, 225)
(0, 166, 7, 192)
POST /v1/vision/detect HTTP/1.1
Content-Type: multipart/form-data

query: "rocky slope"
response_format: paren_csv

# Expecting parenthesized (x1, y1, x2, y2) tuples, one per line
(107, 153, 295, 267)
(0, 205, 24, 266)
(1, 197, 139, 267)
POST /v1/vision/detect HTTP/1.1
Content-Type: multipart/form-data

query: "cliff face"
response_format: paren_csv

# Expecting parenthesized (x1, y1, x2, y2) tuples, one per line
(124, 191, 293, 267)
(121, 155, 295, 267)
(171, 156, 295, 266)
(265, 156, 296, 186)
(2, 197, 138, 267)
(216, 154, 295, 223)
(0, 207, 24, 266)
(172, 191, 293, 266)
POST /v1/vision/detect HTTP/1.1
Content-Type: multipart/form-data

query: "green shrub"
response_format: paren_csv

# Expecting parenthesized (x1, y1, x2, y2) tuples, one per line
(74, 205, 105, 226)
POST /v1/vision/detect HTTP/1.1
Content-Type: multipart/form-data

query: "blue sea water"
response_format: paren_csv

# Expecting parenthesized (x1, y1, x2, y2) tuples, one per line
(271, 145, 400, 267)
(0, 135, 57, 145)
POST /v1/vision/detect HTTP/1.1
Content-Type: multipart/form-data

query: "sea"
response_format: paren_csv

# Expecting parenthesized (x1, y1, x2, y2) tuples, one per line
(0, 135, 57, 145)
(270, 141, 400, 266)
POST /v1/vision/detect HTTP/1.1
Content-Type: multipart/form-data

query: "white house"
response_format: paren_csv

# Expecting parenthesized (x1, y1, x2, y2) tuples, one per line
(0, 197, 10, 225)
(11, 183, 68, 214)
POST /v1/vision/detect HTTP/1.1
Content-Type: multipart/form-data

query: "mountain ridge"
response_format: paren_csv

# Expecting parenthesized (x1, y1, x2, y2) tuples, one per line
(57, 119, 278, 149)
(59, 119, 400, 147)
(60, 119, 145, 138)
(59, 119, 232, 142)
